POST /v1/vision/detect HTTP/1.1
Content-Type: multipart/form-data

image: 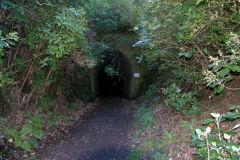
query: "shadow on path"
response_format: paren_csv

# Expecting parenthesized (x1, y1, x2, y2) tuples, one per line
(37, 98, 135, 160)
(78, 146, 130, 160)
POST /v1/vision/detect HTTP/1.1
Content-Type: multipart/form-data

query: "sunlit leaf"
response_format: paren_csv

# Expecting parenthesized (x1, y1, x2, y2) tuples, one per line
(216, 85, 224, 94)
(0, 40, 7, 48)
(230, 105, 240, 110)
(202, 118, 214, 125)
(218, 68, 229, 78)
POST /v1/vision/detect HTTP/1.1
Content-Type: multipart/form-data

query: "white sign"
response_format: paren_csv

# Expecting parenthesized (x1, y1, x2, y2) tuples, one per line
(134, 73, 140, 77)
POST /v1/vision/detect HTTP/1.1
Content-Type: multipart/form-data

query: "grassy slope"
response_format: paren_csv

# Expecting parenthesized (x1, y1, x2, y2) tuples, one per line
(129, 85, 240, 160)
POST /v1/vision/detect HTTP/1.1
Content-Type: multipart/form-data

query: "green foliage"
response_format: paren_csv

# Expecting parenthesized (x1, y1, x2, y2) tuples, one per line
(162, 83, 201, 115)
(0, 118, 8, 135)
(128, 149, 142, 160)
(35, 96, 56, 111)
(104, 64, 119, 77)
(130, 104, 169, 160)
(0, 31, 18, 48)
(68, 102, 80, 111)
(58, 114, 70, 122)
(130, 103, 193, 160)
(133, 1, 240, 158)
(33, 72, 47, 89)
(6, 115, 45, 151)
(145, 82, 160, 102)
(134, 0, 240, 94)
(135, 105, 154, 130)
(192, 106, 240, 159)
(37, 7, 88, 68)
(3, 96, 63, 152)
(0, 72, 14, 88)
(129, 147, 168, 160)
(85, 0, 142, 32)
(0, 31, 18, 88)
(95, 19, 118, 33)
(203, 32, 240, 93)
(14, 58, 27, 73)
(47, 118, 58, 131)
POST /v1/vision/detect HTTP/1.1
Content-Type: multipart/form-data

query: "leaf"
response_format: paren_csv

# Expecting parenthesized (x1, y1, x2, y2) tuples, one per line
(0, 50, 4, 56)
(21, 123, 32, 135)
(32, 129, 45, 139)
(47, 119, 58, 128)
(196, 0, 205, 5)
(0, 40, 7, 48)
(216, 85, 224, 94)
(1, 2, 7, 10)
(7, 128, 18, 137)
(32, 115, 44, 128)
(21, 142, 31, 151)
(28, 137, 39, 148)
(184, 52, 192, 58)
(6, 40, 15, 46)
(224, 131, 237, 136)
(203, 48, 207, 53)
(210, 83, 216, 89)
(230, 105, 240, 110)
(224, 112, 240, 119)
(14, 137, 22, 147)
(218, 68, 229, 78)
(202, 118, 215, 125)
(232, 66, 240, 72)
(232, 155, 240, 160)
(23, 113, 32, 118)
(196, 129, 203, 135)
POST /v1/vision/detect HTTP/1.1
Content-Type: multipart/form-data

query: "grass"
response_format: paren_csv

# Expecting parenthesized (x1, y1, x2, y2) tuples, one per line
(129, 102, 195, 160)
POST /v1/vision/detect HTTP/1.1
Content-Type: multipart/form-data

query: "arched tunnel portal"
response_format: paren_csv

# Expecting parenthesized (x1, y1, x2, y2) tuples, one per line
(89, 33, 147, 99)
(95, 50, 132, 97)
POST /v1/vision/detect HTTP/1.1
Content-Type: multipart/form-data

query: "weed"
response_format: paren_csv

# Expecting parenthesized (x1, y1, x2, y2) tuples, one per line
(191, 105, 240, 159)
(6, 115, 45, 151)
(162, 83, 201, 115)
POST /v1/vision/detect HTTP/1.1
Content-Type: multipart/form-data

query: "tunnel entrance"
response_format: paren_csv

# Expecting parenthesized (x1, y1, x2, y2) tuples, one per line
(96, 50, 131, 97)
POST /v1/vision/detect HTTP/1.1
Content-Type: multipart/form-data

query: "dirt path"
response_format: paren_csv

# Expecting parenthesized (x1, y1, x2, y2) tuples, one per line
(37, 98, 135, 160)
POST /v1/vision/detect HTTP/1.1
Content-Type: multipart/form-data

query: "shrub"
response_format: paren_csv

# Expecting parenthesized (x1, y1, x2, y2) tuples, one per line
(162, 83, 201, 115)
(192, 105, 240, 159)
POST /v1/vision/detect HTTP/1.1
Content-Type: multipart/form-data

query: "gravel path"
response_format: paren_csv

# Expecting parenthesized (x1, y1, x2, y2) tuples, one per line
(37, 98, 135, 160)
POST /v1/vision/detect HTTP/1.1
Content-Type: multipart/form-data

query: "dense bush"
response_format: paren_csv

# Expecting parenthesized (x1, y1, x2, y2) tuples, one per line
(0, 0, 142, 157)
(131, 0, 240, 159)
(85, 0, 143, 32)
(134, 0, 240, 92)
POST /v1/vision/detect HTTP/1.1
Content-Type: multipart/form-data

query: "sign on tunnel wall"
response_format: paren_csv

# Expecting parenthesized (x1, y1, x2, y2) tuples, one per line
(134, 73, 140, 78)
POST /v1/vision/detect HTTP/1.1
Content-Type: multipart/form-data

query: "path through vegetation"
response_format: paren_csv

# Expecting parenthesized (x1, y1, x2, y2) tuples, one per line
(37, 98, 135, 160)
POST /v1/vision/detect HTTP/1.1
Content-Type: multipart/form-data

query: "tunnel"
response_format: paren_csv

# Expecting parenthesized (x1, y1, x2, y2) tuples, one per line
(95, 50, 132, 97)
(89, 33, 147, 99)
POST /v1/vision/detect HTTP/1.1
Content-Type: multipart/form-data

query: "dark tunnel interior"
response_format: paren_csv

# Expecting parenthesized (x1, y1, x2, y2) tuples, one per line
(97, 50, 131, 97)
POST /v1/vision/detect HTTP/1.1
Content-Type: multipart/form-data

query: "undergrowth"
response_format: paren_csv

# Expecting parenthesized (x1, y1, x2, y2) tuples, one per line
(130, 0, 240, 159)
(129, 100, 197, 160)
(192, 106, 240, 159)
(0, 0, 142, 158)
(0, 95, 96, 159)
